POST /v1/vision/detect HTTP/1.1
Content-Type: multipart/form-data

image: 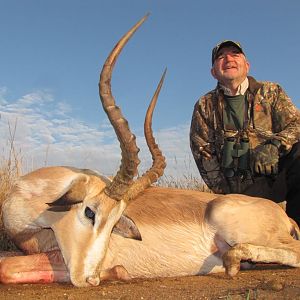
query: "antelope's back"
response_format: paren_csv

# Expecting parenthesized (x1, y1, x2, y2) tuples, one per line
(125, 186, 215, 225)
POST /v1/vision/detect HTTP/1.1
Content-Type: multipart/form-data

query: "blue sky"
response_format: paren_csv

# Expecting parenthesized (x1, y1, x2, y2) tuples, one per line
(0, 0, 299, 179)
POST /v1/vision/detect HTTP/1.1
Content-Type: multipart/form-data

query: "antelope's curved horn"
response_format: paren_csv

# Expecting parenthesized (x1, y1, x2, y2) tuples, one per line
(142, 68, 167, 182)
(99, 14, 149, 200)
(123, 69, 167, 203)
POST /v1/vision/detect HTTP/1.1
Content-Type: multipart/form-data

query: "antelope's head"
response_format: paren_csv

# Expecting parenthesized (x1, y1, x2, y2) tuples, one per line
(48, 14, 166, 287)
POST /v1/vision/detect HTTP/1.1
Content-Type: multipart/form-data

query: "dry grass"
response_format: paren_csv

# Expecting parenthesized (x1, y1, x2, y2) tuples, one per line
(158, 174, 211, 192)
(157, 155, 211, 192)
(0, 121, 21, 250)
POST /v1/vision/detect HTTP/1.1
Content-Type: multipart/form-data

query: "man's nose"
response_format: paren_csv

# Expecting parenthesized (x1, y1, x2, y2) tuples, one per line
(224, 54, 234, 61)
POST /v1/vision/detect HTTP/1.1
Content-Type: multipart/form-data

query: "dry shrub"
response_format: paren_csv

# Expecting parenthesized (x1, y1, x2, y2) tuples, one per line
(0, 121, 21, 250)
(158, 173, 212, 192)
(156, 156, 212, 192)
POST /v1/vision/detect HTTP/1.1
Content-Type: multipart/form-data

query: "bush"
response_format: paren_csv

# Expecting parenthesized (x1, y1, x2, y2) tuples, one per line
(0, 121, 21, 251)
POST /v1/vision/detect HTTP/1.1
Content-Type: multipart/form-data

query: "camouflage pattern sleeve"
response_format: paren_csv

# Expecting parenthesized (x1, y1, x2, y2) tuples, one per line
(190, 100, 212, 159)
(190, 96, 228, 194)
(271, 84, 300, 153)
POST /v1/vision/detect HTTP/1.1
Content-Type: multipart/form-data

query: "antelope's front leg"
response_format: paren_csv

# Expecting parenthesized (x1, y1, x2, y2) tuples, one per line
(222, 242, 300, 277)
(0, 250, 70, 284)
(100, 265, 131, 281)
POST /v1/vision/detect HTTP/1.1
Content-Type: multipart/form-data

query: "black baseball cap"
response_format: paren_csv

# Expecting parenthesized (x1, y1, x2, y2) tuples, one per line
(211, 40, 245, 65)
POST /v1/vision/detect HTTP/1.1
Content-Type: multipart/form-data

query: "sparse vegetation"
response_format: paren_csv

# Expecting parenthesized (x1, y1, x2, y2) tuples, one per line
(0, 121, 22, 250)
(158, 173, 211, 192)
(156, 155, 211, 192)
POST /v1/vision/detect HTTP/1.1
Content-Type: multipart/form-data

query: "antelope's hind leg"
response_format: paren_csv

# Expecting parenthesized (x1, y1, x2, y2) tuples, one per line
(0, 250, 70, 284)
(223, 241, 300, 277)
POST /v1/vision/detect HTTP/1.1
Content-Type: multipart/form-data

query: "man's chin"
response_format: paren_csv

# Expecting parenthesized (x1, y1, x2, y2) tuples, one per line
(222, 71, 238, 78)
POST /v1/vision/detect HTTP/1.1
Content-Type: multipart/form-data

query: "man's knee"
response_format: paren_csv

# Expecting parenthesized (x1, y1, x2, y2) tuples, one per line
(280, 142, 300, 187)
(291, 141, 300, 156)
(286, 211, 300, 228)
(283, 142, 300, 166)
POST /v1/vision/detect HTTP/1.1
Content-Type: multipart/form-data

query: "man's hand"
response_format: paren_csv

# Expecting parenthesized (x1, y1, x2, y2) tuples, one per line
(252, 143, 279, 175)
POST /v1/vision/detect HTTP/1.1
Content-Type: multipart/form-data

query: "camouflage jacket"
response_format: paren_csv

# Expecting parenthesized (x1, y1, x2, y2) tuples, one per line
(190, 76, 300, 194)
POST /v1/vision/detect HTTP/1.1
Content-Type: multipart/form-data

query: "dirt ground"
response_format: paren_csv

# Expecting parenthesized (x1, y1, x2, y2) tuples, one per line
(0, 265, 300, 300)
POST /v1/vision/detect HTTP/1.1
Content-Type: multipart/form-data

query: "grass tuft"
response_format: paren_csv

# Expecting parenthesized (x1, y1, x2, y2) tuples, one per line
(158, 173, 212, 192)
(0, 120, 22, 250)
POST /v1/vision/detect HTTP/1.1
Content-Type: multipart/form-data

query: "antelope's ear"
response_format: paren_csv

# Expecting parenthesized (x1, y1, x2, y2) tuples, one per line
(47, 175, 89, 212)
(113, 215, 142, 241)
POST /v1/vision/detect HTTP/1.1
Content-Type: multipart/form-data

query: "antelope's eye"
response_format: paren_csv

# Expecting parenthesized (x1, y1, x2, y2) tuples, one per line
(84, 207, 95, 225)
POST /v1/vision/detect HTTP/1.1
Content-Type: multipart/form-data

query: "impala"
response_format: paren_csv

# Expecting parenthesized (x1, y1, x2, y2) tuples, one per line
(1, 15, 300, 287)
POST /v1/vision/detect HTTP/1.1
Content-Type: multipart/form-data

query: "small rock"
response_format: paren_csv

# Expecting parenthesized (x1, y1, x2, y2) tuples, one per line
(262, 279, 284, 291)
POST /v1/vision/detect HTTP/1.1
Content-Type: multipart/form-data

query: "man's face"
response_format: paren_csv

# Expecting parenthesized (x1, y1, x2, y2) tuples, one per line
(211, 46, 250, 85)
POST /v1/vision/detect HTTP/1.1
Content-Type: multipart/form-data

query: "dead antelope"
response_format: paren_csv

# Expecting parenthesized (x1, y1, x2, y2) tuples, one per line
(1, 15, 300, 287)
